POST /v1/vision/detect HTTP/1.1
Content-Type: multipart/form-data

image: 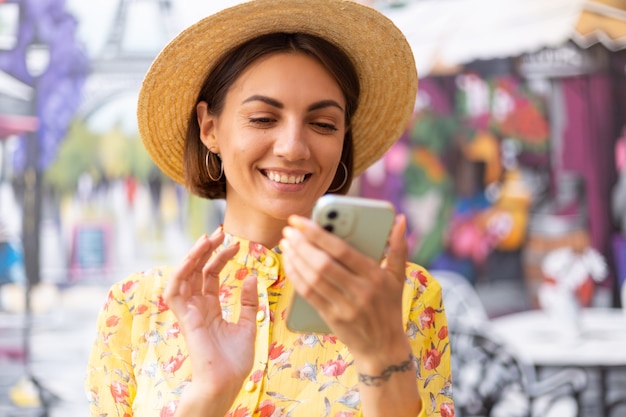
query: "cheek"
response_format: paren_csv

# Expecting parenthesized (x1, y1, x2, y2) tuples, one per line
(221, 138, 266, 172)
(321, 140, 345, 166)
(218, 126, 266, 155)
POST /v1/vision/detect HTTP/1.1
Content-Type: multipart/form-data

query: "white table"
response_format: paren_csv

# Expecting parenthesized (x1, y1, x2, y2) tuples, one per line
(491, 308, 626, 416)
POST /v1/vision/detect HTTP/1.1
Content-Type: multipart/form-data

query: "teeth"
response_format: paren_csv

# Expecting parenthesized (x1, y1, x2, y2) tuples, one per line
(267, 171, 306, 184)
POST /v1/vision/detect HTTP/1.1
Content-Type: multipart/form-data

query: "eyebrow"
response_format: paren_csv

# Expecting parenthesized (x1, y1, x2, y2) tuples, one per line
(243, 95, 283, 108)
(242, 95, 344, 113)
(308, 99, 344, 113)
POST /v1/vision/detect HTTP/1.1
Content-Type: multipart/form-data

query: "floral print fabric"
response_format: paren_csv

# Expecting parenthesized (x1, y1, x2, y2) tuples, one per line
(85, 234, 454, 417)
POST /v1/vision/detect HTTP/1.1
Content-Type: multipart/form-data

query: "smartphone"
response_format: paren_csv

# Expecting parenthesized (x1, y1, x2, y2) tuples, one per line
(286, 195, 396, 334)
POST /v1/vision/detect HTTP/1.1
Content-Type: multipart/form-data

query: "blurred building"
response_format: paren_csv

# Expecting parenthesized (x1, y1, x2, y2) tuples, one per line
(361, 0, 626, 308)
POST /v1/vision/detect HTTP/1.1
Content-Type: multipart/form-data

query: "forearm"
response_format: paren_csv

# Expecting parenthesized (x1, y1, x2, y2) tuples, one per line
(354, 341, 422, 417)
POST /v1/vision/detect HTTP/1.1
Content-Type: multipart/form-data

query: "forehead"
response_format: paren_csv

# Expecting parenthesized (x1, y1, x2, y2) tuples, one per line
(227, 52, 345, 102)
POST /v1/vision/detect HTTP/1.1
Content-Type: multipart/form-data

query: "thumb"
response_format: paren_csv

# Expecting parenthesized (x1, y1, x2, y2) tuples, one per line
(238, 275, 259, 327)
(384, 214, 408, 280)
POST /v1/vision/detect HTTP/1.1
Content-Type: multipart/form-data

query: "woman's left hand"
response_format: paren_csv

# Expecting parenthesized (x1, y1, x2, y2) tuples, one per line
(280, 213, 409, 359)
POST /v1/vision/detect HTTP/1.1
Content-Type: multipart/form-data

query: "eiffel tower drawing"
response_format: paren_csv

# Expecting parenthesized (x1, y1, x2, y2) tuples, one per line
(79, 0, 176, 119)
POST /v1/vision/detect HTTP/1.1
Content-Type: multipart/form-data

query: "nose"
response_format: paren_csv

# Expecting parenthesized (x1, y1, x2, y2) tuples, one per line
(273, 122, 310, 161)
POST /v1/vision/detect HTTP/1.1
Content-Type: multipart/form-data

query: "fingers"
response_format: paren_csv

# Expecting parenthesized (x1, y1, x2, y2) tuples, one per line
(201, 241, 240, 296)
(281, 222, 362, 321)
(285, 215, 379, 277)
(164, 228, 225, 311)
(383, 214, 409, 282)
(199, 241, 241, 322)
(289, 216, 367, 267)
(238, 275, 259, 329)
(280, 233, 341, 311)
(282, 214, 408, 311)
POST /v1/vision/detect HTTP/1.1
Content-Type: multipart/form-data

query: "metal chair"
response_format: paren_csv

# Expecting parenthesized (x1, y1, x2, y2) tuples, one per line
(430, 269, 588, 417)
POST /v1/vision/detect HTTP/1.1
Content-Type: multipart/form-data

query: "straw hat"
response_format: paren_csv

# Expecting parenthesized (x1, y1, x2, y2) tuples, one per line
(137, 0, 417, 185)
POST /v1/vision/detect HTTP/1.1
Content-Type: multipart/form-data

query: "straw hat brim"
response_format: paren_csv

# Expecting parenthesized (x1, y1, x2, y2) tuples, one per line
(137, 0, 417, 185)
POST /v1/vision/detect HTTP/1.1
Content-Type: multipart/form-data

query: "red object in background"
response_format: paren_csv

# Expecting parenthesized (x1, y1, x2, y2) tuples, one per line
(0, 113, 37, 139)
(448, 216, 490, 264)
(576, 277, 595, 307)
(125, 177, 137, 206)
(499, 99, 549, 144)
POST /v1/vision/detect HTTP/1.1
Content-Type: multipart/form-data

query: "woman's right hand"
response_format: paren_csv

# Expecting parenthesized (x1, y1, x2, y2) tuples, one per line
(164, 228, 259, 415)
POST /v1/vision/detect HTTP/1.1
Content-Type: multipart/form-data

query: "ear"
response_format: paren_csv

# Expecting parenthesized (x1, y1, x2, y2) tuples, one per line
(197, 101, 219, 152)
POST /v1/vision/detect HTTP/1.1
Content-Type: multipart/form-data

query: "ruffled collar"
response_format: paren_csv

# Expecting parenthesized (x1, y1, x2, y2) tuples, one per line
(218, 230, 283, 279)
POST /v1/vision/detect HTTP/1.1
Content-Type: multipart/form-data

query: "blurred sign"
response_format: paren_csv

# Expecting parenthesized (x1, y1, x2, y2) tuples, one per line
(516, 42, 609, 78)
(70, 222, 111, 279)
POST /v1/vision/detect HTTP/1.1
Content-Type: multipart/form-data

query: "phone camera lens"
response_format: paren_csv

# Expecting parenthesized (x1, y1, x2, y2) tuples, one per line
(327, 210, 338, 219)
(323, 224, 334, 233)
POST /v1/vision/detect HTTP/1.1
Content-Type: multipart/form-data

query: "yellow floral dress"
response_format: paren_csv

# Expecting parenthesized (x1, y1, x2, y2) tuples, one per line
(85, 234, 454, 417)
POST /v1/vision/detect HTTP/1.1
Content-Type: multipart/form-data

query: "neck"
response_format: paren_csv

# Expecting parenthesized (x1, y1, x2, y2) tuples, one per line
(222, 210, 287, 249)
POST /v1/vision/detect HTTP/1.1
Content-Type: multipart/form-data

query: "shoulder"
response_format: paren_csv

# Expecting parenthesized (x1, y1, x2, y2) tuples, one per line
(105, 266, 175, 311)
(404, 262, 442, 296)
(400, 262, 445, 315)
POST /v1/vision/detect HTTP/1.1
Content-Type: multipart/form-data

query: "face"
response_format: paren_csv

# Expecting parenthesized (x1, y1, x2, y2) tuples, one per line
(197, 52, 346, 232)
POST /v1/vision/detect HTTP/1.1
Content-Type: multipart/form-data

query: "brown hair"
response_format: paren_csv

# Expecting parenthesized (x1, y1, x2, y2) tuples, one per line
(184, 32, 359, 199)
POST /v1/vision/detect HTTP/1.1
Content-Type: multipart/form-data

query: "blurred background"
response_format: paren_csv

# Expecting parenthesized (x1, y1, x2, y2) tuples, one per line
(0, 0, 625, 416)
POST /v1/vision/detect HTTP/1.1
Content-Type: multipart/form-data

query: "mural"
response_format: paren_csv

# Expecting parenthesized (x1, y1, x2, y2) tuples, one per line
(0, 0, 88, 170)
(361, 73, 551, 284)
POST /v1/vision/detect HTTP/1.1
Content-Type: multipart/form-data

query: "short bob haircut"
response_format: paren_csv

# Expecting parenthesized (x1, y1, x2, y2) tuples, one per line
(184, 32, 359, 199)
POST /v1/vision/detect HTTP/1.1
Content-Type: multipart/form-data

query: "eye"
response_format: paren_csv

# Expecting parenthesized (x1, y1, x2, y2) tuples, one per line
(249, 117, 276, 126)
(310, 121, 338, 133)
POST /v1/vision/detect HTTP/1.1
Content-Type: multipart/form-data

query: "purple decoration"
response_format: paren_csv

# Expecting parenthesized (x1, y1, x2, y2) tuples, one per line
(418, 78, 453, 116)
(0, 0, 88, 171)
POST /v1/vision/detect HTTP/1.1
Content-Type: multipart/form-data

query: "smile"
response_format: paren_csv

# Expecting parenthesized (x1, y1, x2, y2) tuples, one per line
(265, 171, 308, 184)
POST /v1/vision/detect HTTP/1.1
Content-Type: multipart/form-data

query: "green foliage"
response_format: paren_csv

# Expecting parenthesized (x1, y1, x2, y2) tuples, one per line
(44, 120, 155, 195)
(44, 121, 100, 194)
(411, 191, 454, 266)
(408, 110, 459, 154)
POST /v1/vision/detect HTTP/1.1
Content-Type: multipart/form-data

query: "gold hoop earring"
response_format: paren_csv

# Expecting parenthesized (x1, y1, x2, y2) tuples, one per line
(206, 151, 224, 182)
(328, 161, 348, 193)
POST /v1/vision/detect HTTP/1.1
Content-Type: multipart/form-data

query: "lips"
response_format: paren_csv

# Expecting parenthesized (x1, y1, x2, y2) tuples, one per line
(265, 170, 308, 184)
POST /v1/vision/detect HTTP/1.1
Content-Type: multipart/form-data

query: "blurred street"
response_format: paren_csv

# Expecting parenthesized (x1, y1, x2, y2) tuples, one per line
(0, 215, 193, 417)
(0, 284, 108, 417)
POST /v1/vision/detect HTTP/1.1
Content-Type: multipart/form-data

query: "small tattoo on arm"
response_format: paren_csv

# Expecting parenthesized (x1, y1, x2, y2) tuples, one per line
(358, 353, 415, 387)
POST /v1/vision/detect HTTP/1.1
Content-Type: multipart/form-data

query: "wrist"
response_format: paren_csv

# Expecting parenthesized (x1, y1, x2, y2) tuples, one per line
(354, 343, 422, 417)
(357, 352, 415, 387)
(352, 339, 415, 381)
(175, 381, 239, 417)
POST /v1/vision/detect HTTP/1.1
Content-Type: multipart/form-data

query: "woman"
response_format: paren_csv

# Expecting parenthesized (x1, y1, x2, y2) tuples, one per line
(85, 1, 454, 416)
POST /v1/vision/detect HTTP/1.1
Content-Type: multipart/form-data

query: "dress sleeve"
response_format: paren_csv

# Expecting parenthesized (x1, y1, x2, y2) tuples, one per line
(404, 264, 455, 417)
(85, 274, 140, 416)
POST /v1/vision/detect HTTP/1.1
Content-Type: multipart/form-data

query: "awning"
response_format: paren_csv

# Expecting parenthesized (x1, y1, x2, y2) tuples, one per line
(0, 70, 36, 139)
(573, 0, 626, 50)
(0, 113, 37, 139)
(381, 0, 586, 77)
